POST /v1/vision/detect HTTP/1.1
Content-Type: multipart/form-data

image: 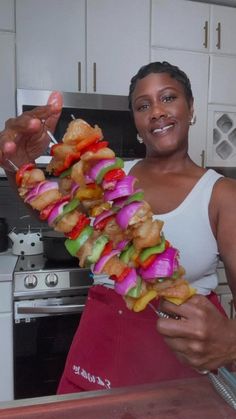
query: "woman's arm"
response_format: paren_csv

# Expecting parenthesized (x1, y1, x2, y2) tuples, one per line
(156, 177, 236, 372)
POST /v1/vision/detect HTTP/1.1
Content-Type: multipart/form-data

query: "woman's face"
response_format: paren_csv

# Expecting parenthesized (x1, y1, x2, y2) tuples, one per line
(131, 72, 194, 157)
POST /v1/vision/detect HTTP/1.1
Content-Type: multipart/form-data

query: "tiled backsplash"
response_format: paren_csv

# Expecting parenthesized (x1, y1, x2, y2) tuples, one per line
(0, 179, 45, 232)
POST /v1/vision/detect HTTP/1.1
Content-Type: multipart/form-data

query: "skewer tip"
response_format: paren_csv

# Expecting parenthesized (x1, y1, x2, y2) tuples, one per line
(46, 130, 58, 145)
(6, 159, 19, 172)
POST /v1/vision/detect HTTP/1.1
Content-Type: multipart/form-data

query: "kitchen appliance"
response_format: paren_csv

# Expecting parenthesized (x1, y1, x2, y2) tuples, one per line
(41, 230, 76, 262)
(17, 89, 146, 166)
(8, 227, 43, 256)
(13, 253, 93, 399)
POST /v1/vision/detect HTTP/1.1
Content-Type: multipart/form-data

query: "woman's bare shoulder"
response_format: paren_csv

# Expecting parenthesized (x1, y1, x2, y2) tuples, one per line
(210, 175, 236, 233)
(213, 175, 236, 202)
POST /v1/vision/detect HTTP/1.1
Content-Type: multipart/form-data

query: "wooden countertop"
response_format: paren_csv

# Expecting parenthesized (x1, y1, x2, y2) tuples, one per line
(0, 377, 234, 419)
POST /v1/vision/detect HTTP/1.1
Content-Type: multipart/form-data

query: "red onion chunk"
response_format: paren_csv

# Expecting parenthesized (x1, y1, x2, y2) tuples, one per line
(114, 268, 138, 296)
(116, 239, 130, 251)
(112, 189, 144, 210)
(93, 249, 120, 274)
(89, 158, 116, 182)
(93, 209, 114, 227)
(47, 200, 69, 226)
(139, 247, 179, 280)
(116, 201, 143, 230)
(112, 197, 127, 209)
(24, 181, 58, 203)
(38, 181, 58, 197)
(104, 176, 137, 201)
(70, 181, 80, 197)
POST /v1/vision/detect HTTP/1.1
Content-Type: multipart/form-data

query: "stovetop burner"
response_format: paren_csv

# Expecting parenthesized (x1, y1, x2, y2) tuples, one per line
(14, 253, 81, 272)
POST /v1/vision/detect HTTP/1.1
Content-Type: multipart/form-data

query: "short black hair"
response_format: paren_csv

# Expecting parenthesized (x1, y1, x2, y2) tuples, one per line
(128, 61, 193, 110)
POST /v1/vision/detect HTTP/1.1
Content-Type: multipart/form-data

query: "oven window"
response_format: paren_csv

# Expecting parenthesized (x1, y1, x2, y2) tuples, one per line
(14, 314, 80, 399)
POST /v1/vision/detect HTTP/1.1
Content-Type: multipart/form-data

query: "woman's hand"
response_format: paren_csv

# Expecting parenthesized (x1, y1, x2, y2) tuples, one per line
(157, 294, 236, 372)
(0, 91, 63, 171)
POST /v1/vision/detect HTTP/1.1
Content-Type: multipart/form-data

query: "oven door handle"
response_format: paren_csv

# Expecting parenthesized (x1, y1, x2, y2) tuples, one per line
(17, 304, 86, 315)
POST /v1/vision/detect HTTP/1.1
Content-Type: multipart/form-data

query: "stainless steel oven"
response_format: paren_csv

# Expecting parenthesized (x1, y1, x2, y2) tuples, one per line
(13, 254, 93, 399)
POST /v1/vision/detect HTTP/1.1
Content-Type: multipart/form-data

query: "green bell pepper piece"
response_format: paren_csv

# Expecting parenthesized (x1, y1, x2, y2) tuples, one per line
(55, 197, 80, 225)
(62, 197, 80, 214)
(113, 191, 144, 212)
(127, 276, 142, 298)
(125, 190, 144, 205)
(65, 225, 93, 257)
(120, 244, 135, 264)
(96, 157, 124, 184)
(139, 235, 166, 263)
(86, 235, 109, 266)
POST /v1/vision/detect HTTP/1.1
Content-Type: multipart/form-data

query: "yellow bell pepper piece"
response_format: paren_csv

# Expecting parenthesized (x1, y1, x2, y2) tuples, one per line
(75, 184, 103, 200)
(133, 289, 158, 312)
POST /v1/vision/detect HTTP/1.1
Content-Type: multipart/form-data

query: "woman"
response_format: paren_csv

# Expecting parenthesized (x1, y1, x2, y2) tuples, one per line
(1, 62, 236, 393)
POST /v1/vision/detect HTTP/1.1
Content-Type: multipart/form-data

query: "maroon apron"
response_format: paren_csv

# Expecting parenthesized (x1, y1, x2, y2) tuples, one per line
(57, 285, 226, 394)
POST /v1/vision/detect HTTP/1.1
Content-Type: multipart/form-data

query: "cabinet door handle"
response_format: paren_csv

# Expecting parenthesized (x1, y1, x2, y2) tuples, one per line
(93, 62, 97, 92)
(216, 22, 221, 49)
(78, 62, 81, 91)
(203, 21, 208, 48)
(230, 300, 235, 319)
(201, 149, 205, 168)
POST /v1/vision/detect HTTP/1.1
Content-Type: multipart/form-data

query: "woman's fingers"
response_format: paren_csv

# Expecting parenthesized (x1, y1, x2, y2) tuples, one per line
(5, 91, 62, 134)
(156, 295, 234, 371)
(44, 91, 63, 133)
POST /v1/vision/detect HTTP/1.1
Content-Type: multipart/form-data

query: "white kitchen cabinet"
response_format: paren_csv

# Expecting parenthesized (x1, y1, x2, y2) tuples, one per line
(0, 0, 14, 31)
(151, 48, 209, 166)
(206, 104, 236, 167)
(16, 0, 150, 95)
(0, 313, 13, 401)
(209, 55, 236, 106)
(0, 32, 16, 129)
(210, 4, 236, 55)
(0, 252, 18, 402)
(0, 281, 14, 402)
(152, 0, 236, 56)
(86, 0, 150, 95)
(16, 0, 86, 92)
(151, 0, 210, 52)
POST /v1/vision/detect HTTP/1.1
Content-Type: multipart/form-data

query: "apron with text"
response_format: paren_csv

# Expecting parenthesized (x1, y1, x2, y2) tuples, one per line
(57, 285, 226, 394)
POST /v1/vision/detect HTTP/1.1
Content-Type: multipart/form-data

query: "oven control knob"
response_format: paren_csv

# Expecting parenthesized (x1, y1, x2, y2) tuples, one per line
(24, 274, 38, 289)
(45, 273, 58, 287)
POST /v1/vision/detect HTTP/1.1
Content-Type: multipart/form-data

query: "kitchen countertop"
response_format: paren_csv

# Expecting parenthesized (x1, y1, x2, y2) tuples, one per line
(0, 249, 17, 282)
(0, 376, 234, 418)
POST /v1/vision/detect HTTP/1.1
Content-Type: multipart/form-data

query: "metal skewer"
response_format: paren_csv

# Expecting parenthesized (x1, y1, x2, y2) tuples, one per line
(148, 303, 181, 320)
(6, 159, 19, 172)
(46, 130, 58, 145)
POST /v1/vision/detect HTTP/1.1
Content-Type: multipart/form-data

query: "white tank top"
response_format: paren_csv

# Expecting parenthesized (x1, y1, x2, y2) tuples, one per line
(94, 161, 223, 295)
(152, 169, 223, 295)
